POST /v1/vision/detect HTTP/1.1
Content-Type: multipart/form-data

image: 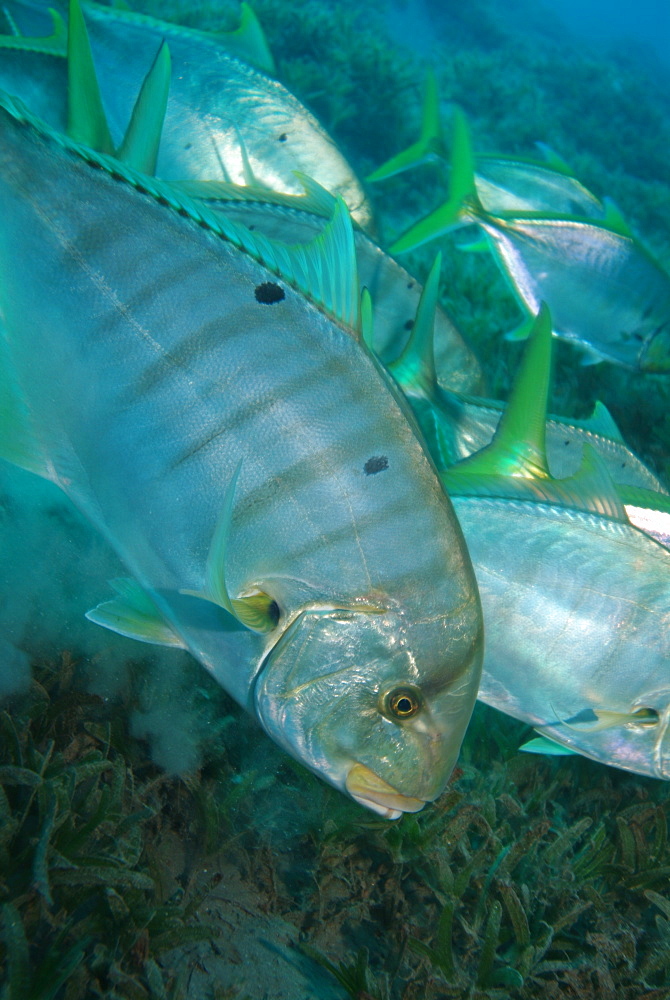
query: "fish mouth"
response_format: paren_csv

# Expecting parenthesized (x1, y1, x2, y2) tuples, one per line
(345, 763, 427, 819)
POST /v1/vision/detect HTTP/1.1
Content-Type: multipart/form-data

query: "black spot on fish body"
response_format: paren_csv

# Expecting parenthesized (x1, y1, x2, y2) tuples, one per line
(278, 133, 288, 142)
(364, 456, 389, 475)
(564, 440, 570, 446)
(255, 282, 285, 305)
(404, 319, 414, 331)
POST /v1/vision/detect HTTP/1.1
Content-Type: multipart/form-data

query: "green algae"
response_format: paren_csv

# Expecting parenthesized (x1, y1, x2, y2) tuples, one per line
(0, 656, 227, 999)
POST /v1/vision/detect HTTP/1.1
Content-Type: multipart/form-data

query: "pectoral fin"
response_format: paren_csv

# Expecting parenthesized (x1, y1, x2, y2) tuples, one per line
(519, 735, 579, 757)
(181, 462, 279, 633)
(562, 707, 658, 733)
(86, 578, 186, 648)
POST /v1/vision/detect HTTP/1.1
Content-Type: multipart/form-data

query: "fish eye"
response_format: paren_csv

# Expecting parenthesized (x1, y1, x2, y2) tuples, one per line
(383, 686, 422, 720)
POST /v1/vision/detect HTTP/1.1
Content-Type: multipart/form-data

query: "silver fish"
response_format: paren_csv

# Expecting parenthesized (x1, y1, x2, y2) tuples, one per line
(385, 261, 666, 492)
(389, 109, 670, 372)
(0, 0, 374, 229)
(0, 94, 483, 817)
(439, 307, 670, 779)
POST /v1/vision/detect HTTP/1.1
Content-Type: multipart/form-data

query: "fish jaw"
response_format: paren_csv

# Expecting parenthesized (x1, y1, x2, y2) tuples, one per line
(345, 764, 427, 819)
(254, 604, 482, 816)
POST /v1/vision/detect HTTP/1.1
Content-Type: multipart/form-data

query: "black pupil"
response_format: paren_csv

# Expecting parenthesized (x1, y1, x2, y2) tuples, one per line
(390, 692, 417, 717)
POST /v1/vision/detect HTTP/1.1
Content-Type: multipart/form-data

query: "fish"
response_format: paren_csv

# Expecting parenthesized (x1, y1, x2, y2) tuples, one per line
(387, 108, 670, 372)
(0, 0, 374, 229)
(436, 305, 670, 779)
(368, 71, 605, 219)
(0, 92, 483, 817)
(386, 256, 667, 491)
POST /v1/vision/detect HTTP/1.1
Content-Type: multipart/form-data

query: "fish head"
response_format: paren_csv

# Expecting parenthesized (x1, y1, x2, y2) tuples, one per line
(254, 604, 481, 818)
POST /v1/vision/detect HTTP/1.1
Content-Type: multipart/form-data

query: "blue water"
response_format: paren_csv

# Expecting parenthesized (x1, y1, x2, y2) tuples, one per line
(544, 0, 670, 66)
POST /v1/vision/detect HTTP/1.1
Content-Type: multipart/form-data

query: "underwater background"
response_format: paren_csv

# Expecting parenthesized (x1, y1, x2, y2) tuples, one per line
(1, 0, 670, 997)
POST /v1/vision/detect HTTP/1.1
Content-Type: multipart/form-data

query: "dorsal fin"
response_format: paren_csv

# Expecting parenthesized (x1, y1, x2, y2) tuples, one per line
(291, 172, 339, 218)
(534, 142, 573, 175)
(548, 444, 628, 521)
(115, 41, 170, 174)
(442, 338, 633, 525)
(0, 93, 360, 333)
(443, 444, 629, 523)
(229, 195, 360, 330)
(175, 171, 338, 222)
(212, 2, 275, 75)
(573, 400, 624, 443)
(442, 303, 633, 523)
(449, 303, 552, 480)
(602, 198, 633, 237)
(67, 0, 114, 153)
(367, 69, 445, 182)
(390, 106, 479, 254)
(388, 253, 441, 394)
(0, 7, 67, 55)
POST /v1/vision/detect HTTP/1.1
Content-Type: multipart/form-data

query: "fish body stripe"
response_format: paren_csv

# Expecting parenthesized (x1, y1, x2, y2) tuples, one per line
(0, 115, 473, 627)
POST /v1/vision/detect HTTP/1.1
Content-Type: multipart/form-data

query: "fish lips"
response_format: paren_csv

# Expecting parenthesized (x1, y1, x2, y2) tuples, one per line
(344, 763, 427, 819)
